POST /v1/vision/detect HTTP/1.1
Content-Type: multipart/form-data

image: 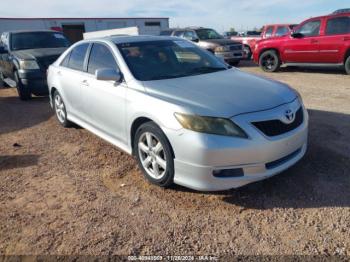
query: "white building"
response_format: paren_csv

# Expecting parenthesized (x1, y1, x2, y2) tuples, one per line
(0, 17, 169, 42)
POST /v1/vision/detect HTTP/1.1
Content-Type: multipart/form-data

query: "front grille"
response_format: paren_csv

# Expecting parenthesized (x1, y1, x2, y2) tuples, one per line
(37, 56, 60, 70)
(252, 107, 304, 137)
(229, 44, 242, 51)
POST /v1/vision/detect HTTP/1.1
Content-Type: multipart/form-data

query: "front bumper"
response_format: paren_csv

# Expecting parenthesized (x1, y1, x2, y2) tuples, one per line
(165, 99, 309, 191)
(215, 51, 244, 62)
(18, 69, 48, 95)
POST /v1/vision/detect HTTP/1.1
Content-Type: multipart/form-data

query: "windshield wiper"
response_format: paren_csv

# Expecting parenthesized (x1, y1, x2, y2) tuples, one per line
(188, 66, 227, 75)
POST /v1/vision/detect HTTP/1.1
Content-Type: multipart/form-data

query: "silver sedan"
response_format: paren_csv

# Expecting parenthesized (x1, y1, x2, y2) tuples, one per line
(47, 35, 308, 191)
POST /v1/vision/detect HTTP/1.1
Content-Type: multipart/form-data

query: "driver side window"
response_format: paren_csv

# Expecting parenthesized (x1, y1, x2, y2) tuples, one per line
(87, 43, 118, 75)
(296, 20, 321, 37)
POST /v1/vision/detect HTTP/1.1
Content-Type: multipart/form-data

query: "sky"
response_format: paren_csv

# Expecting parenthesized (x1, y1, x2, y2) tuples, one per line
(0, 0, 349, 32)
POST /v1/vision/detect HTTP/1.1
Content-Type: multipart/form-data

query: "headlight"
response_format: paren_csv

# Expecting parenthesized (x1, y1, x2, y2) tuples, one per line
(215, 46, 230, 52)
(19, 60, 40, 70)
(174, 113, 248, 138)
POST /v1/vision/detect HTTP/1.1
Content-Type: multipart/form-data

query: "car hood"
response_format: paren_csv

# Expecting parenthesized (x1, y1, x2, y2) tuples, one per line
(200, 38, 241, 46)
(143, 69, 297, 118)
(11, 47, 67, 60)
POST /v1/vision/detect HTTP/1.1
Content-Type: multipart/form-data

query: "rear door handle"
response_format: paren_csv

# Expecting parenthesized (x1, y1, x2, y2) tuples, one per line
(81, 80, 89, 86)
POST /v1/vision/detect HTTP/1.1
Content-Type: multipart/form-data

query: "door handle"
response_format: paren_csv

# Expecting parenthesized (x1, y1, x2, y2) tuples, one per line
(81, 80, 89, 86)
(310, 39, 318, 44)
(344, 37, 350, 41)
(57, 71, 62, 76)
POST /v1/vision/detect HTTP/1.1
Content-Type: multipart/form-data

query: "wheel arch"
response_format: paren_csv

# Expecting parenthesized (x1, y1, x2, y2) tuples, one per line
(130, 117, 175, 158)
(259, 48, 281, 61)
(344, 48, 350, 63)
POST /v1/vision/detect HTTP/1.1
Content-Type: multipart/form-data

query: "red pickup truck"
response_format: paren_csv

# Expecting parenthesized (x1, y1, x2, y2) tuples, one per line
(253, 11, 350, 74)
(231, 24, 295, 59)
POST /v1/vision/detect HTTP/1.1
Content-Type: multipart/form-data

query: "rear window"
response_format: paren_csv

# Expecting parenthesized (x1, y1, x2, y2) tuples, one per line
(326, 16, 350, 35)
(275, 26, 289, 37)
(66, 43, 89, 71)
(10, 32, 70, 51)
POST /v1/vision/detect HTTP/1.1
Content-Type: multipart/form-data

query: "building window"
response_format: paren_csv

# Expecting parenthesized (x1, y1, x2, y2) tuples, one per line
(145, 21, 161, 27)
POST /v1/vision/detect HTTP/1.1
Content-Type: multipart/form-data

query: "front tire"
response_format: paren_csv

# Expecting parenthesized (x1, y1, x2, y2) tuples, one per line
(53, 91, 71, 127)
(134, 122, 174, 187)
(259, 50, 281, 72)
(15, 71, 31, 100)
(345, 56, 350, 75)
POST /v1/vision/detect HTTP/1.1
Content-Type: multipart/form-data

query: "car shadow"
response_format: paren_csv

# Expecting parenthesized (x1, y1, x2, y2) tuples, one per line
(0, 93, 52, 135)
(0, 154, 40, 171)
(239, 60, 346, 75)
(172, 109, 350, 209)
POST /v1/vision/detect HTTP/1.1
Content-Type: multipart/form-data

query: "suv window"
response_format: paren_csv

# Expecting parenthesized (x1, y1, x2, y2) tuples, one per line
(265, 27, 274, 38)
(275, 26, 289, 36)
(173, 31, 185, 37)
(183, 31, 196, 40)
(67, 43, 89, 71)
(296, 20, 321, 37)
(326, 16, 350, 35)
(87, 43, 118, 75)
(160, 30, 173, 36)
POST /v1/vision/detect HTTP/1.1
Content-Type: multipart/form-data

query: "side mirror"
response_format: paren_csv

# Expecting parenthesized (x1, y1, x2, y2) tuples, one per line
(291, 32, 304, 39)
(0, 46, 8, 54)
(95, 68, 122, 82)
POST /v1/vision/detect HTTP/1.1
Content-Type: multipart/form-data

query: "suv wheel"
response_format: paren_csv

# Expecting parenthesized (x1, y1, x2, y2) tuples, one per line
(15, 71, 31, 100)
(345, 56, 350, 75)
(259, 50, 281, 72)
(53, 91, 71, 127)
(134, 122, 174, 188)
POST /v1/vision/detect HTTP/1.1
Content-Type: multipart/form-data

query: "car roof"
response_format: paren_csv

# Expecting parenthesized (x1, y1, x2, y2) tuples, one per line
(6, 29, 62, 34)
(305, 11, 350, 21)
(91, 35, 181, 44)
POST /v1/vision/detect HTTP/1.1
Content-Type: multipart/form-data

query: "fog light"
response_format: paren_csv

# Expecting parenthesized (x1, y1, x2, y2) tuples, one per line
(213, 168, 244, 178)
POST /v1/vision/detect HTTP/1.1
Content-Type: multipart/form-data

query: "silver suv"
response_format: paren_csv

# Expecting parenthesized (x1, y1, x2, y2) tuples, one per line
(47, 35, 308, 191)
(160, 27, 244, 66)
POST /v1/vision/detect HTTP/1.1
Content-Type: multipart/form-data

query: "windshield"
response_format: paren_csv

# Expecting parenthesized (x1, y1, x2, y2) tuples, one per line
(195, 29, 223, 40)
(11, 32, 70, 51)
(117, 40, 228, 81)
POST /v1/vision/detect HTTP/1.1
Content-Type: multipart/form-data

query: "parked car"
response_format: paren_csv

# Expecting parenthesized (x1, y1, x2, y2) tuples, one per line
(0, 30, 70, 100)
(47, 35, 308, 191)
(160, 27, 244, 66)
(253, 11, 350, 74)
(231, 25, 295, 59)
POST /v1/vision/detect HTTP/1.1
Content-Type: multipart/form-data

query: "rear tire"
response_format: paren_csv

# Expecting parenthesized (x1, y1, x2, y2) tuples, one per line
(345, 56, 350, 75)
(53, 90, 72, 128)
(134, 122, 174, 188)
(259, 50, 281, 72)
(15, 71, 31, 100)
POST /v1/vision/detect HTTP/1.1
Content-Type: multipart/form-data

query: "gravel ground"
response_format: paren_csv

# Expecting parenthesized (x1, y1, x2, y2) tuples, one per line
(0, 62, 349, 257)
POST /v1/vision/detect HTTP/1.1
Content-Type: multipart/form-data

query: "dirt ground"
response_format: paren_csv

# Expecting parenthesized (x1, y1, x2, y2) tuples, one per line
(0, 62, 349, 257)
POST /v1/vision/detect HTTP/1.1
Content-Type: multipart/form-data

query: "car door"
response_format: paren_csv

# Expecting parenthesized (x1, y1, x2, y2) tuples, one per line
(56, 43, 90, 119)
(318, 15, 350, 63)
(81, 42, 127, 143)
(282, 19, 322, 63)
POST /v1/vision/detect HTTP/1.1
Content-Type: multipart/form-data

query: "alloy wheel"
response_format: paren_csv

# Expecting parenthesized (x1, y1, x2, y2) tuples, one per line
(54, 94, 66, 123)
(138, 132, 167, 180)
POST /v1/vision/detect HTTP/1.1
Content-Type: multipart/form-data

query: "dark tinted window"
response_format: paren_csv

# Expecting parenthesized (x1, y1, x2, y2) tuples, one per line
(67, 43, 89, 71)
(145, 22, 161, 26)
(87, 43, 118, 75)
(265, 27, 274, 38)
(326, 16, 350, 35)
(275, 26, 289, 36)
(173, 31, 185, 37)
(10, 32, 70, 51)
(183, 31, 197, 40)
(296, 20, 321, 37)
